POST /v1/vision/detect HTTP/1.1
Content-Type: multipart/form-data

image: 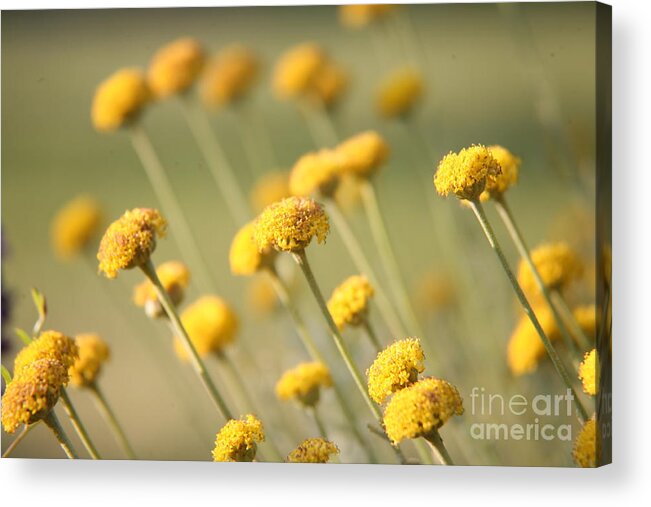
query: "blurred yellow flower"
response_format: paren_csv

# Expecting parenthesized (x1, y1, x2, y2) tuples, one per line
(339, 4, 396, 29)
(229, 222, 276, 276)
(327, 275, 374, 330)
(578, 348, 598, 396)
(273, 42, 325, 100)
(147, 37, 205, 98)
(367, 338, 425, 404)
(336, 130, 389, 179)
(275, 361, 332, 406)
(413, 271, 457, 314)
(573, 304, 597, 341)
(133, 260, 191, 316)
(51, 195, 102, 260)
(14, 330, 79, 374)
(249, 171, 292, 213)
(434, 145, 501, 201)
(573, 417, 597, 467)
(289, 149, 342, 198)
(376, 67, 423, 119)
(286, 438, 339, 463)
(246, 276, 279, 316)
(97, 208, 167, 279)
(383, 377, 463, 444)
(480, 145, 521, 201)
(312, 61, 348, 108)
(201, 44, 259, 108)
(507, 304, 560, 376)
(212, 414, 265, 462)
(517, 242, 583, 296)
(91, 68, 150, 132)
(69, 333, 110, 388)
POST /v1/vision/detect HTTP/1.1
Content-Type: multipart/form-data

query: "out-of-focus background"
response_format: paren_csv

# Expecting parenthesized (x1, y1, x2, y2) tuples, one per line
(2, 2, 596, 465)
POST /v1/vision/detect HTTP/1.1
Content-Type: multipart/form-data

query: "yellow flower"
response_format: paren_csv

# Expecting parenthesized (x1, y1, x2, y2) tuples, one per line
(212, 414, 265, 462)
(229, 222, 276, 276)
(250, 171, 292, 214)
(434, 145, 502, 200)
(339, 4, 396, 29)
(14, 330, 79, 374)
(507, 304, 560, 376)
(366, 338, 425, 404)
(273, 43, 326, 100)
(312, 61, 348, 108)
(147, 37, 205, 98)
(413, 271, 457, 314)
(246, 276, 279, 316)
(91, 68, 150, 132)
(578, 348, 598, 396)
(286, 438, 339, 463)
(97, 208, 167, 279)
(336, 130, 390, 179)
(275, 362, 332, 406)
(573, 417, 597, 467)
(333, 174, 363, 213)
(376, 67, 423, 119)
(253, 196, 329, 253)
(573, 304, 596, 340)
(327, 275, 374, 330)
(200, 44, 259, 108)
(69, 334, 111, 388)
(133, 260, 191, 317)
(289, 149, 342, 198)
(517, 242, 583, 296)
(383, 377, 464, 444)
(50, 195, 103, 260)
(479, 145, 521, 201)
(174, 295, 238, 360)
(2, 359, 69, 433)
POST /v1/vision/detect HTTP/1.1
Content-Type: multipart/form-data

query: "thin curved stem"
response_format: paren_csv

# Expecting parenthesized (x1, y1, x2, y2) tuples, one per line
(43, 411, 79, 459)
(550, 288, 592, 351)
(424, 430, 454, 465)
(141, 259, 233, 421)
(311, 405, 328, 440)
(468, 199, 588, 422)
(129, 123, 216, 293)
(59, 388, 101, 459)
(88, 383, 136, 459)
(2, 423, 34, 458)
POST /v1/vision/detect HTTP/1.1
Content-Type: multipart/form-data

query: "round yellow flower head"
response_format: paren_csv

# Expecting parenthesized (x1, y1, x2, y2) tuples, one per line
(327, 275, 374, 330)
(286, 438, 339, 463)
(339, 4, 396, 29)
(51, 195, 103, 260)
(14, 330, 79, 374)
(573, 304, 597, 340)
(147, 37, 205, 98)
(91, 68, 150, 132)
(247, 276, 279, 316)
(480, 145, 521, 201)
(133, 260, 190, 318)
(507, 304, 560, 376)
(68, 333, 111, 388)
(289, 149, 342, 198)
(312, 61, 348, 108)
(578, 348, 598, 396)
(250, 171, 291, 213)
(367, 338, 425, 404)
(517, 242, 583, 296)
(201, 45, 259, 108)
(174, 295, 238, 360)
(376, 67, 424, 119)
(229, 222, 276, 276)
(434, 145, 502, 201)
(275, 361, 332, 406)
(253, 196, 329, 253)
(97, 208, 167, 279)
(1, 359, 68, 433)
(272, 42, 326, 100)
(573, 417, 597, 467)
(336, 130, 390, 179)
(383, 377, 464, 444)
(212, 414, 265, 462)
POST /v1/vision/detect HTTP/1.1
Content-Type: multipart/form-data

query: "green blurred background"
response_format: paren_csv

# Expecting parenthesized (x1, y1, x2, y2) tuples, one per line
(2, 2, 597, 465)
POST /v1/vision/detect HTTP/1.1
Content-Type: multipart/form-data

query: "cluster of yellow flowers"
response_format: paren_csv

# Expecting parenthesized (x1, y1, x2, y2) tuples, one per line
(212, 414, 265, 462)
(286, 438, 339, 463)
(68, 334, 110, 388)
(201, 44, 259, 108)
(367, 338, 425, 404)
(434, 144, 502, 201)
(517, 242, 583, 297)
(327, 275, 375, 330)
(275, 362, 332, 407)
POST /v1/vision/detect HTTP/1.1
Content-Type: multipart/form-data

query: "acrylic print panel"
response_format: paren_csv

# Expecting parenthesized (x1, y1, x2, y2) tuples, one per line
(0, 2, 611, 467)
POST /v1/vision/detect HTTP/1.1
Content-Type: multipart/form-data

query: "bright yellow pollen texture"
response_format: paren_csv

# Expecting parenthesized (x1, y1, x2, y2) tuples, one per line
(273, 43, 325, 100)
(573, 417, 597, 467)
(212, 414, 265, 462)
(367, 338, 425, 404)
(383, 377, 464, 444)
(336, 130, 389, 179)
(286, 438, 339, 463)
(200, 45, 258, 108)
(517, 242, 583, 297)
(327, 275, 374, 330)
(229, 222, 273, 276)
(174, 295, 238, 360)
(91, 68, 150, 132)
(507, 304, 560, 376)
(51, 195, 102, 260)
(578, 349, 598, 396)
(275, 362, 332, 405)
(69, 334, 111, 388)
(253, 196, 329, 253)
(434, 145, 501, 200)
(133, 260, 190, 308)
(97, 208, 167, 279)
(14, 330, 79, 374)
(376, 68, 423, 119)
(289, 149, 342, 198)
(147, 37, 205, 98)
(480, 145, 521, 201)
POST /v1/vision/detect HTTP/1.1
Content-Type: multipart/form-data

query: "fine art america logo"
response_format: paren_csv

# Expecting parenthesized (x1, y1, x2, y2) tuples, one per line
(469, 387, 575, 442)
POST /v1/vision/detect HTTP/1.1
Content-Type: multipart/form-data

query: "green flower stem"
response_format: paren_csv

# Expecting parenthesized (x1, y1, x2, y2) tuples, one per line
(129, 123, 216, 293)
(2, 423, 34, 458)
(361, 319, 382, 353)
(179, 96, 250, 225)
(360, 180, 425, 340)
(265, 268, 379, 463)
(468, 199, 588, 423)
(324, 199, 406, 339)
(88, 382, 136, 460)
(141, 259, 234, 421)
(292, 249, 409, 463)
(59, 388, 101, 459)
(494, 196, 583, 358)
(424, 430, 454, 466)
(43, 411, 79, 459)
(311, 405, 328, 440)
(550, 288, 592, 352)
